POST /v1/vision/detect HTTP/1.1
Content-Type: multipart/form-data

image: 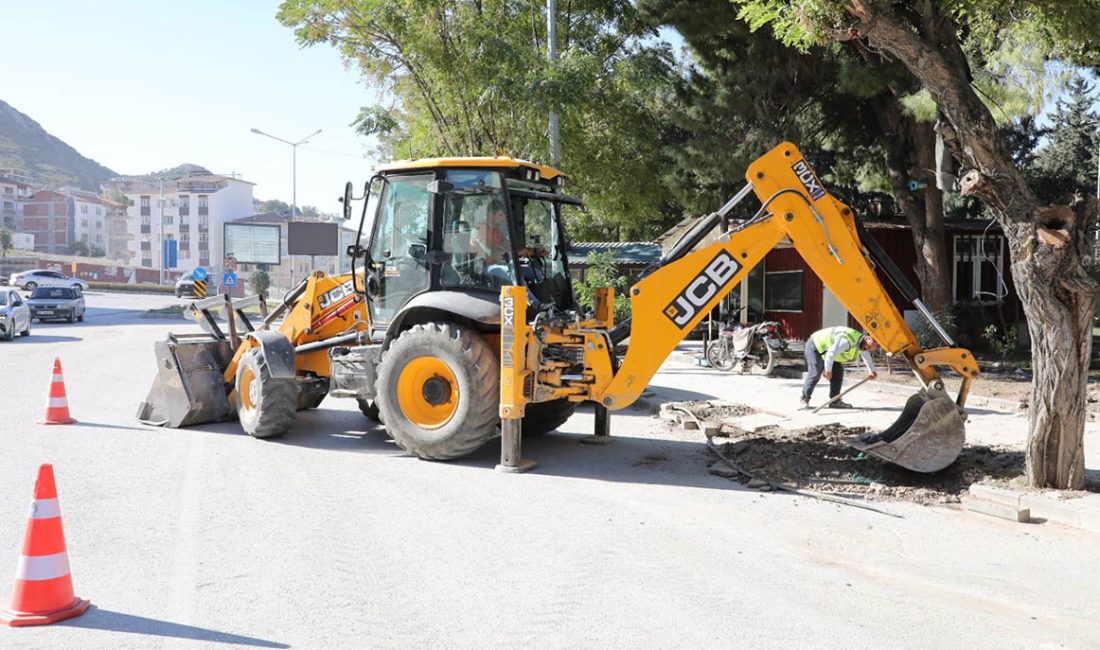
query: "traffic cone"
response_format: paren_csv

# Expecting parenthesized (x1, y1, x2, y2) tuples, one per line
(39, 358, 76, 425)
(0, 464, 90, 626)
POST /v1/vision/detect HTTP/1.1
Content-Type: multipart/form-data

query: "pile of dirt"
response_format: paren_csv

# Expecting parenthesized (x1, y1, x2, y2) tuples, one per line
(707, 412, 1024, 506)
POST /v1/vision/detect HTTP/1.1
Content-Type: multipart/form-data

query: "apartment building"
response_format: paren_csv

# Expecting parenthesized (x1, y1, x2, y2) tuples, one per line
(0, 169, 33, 230)
(107, 174, 254, 277)
(20, 190, 73, 254)
(59, 187, 113, 254)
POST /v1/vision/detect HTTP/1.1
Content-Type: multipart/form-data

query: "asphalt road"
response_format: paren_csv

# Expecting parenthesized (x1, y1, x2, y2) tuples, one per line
(0, 291, 1097, 649)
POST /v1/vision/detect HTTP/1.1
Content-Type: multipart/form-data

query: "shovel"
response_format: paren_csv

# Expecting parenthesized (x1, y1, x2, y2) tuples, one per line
(812, 375, 874, 413)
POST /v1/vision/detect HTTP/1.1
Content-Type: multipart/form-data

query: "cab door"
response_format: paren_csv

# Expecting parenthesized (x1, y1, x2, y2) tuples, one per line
(366, 173, 434, 324)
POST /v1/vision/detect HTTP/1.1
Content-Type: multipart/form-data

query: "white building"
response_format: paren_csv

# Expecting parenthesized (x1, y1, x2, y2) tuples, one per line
(109, 174, 254, 280)
(0, 169, 33, 231)
(59, 187, 111, 254)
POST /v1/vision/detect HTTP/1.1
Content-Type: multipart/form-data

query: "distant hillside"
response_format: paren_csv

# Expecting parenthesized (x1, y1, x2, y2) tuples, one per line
(129, 163, 211, 182)
(0, 100, 117, 191)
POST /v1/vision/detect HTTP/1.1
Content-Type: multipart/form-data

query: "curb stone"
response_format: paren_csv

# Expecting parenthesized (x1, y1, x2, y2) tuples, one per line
(968, 484, 1100, 533)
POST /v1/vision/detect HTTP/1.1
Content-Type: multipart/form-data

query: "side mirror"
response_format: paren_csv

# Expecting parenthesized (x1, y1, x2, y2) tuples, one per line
(427, 180, 454, 195)
(340, 181, 354, 221)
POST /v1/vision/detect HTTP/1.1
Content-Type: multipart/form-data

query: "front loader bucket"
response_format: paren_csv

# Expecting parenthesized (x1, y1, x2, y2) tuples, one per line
(847, 392, 965, 473)
(136, 335, 235, 428)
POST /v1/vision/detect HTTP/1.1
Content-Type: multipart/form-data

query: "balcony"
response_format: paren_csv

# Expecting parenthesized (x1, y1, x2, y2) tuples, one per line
(140, 242, 151, 251)
(198, 207, 209, 217)
(179, 224, 189, 233)
(179, 207, 190, 216)
(140, 224, 151, 234)
(140, 207, 151, 217)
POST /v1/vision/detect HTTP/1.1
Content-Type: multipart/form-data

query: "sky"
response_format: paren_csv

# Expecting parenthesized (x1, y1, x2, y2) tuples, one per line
(1, 0, 378, 217)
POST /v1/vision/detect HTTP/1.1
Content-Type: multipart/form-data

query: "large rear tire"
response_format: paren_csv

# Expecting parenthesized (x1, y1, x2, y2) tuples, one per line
(236, 348, 297, 439)
(375, 323, 498, 460)
(521, 399, 576, 437)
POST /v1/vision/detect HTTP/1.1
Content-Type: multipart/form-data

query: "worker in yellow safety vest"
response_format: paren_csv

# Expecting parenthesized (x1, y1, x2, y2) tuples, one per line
(800, 326, 878, 410)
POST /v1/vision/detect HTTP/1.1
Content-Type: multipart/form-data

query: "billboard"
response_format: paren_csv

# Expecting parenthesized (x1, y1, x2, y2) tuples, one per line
(224, 223, 281, 265)
(288, 221, 340, 256)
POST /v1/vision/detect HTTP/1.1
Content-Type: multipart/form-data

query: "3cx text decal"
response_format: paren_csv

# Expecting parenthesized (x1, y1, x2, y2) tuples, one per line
(792, 159, 826, 200)
(663, 250, 742, 329)
(501, 294, 515, 369)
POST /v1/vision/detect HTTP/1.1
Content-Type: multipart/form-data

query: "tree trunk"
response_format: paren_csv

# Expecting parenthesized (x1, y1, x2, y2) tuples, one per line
(850, 1, 1096, 488)
(875, 100, 952, 311)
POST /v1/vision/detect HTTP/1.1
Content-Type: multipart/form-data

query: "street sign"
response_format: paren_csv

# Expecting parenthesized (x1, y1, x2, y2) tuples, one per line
(223, 272, 237, 287)
(193, 266, 208, 281)
(162, 239, 178, 269)
(194, 279, 207, 298)
(223, 256, 238, 273)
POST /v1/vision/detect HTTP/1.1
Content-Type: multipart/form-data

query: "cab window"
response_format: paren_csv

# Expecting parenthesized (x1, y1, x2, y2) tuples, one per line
(440, 170, 516, 291)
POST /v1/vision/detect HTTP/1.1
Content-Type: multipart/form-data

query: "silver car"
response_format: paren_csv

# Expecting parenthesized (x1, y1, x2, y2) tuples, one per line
(8, 269, 89, 293)
(27, 287, 86, 323)
(0, 288, 31, 340)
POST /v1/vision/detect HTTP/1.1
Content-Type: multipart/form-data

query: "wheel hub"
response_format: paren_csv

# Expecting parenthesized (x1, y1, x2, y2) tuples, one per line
(422, 376, 452, 406)
(396, 356, 459, 429)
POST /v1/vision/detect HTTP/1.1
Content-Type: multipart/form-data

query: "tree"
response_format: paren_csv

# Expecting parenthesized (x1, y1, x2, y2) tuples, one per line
(249, 268, 271, 296)
(277, 0, 679, 239)
(1032, 75, 1100, 204)
(643, 0, 954, 309)
(574, 251, 632, 322)
(737, 0, 1100, 488)
(0, 228, 12, 258)
(90, 245, 106, 258)
(69, 241, 89, 257)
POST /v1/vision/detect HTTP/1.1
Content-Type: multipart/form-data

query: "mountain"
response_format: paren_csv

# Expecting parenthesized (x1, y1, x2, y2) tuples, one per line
(129, 163, 211, 182)
(0, 100, 117, 191)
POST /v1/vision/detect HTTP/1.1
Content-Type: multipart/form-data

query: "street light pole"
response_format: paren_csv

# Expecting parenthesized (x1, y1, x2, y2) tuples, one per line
(250, 127, 321, 284)
(547, 0, 560, 167)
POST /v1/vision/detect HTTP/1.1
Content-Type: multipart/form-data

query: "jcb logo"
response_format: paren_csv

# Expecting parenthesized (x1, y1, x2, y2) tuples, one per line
(792, 160, 826, 200)
(502, 295, 515, 369)
(318, 280, 356, 310)
(663, 250, 742, 329)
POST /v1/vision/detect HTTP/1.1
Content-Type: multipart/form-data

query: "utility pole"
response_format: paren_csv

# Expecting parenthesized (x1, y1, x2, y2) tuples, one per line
(158, 178, 164, 284)
(547, 0, 560, 167)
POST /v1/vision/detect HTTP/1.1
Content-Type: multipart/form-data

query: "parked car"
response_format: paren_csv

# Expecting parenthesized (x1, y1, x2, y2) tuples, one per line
(9, 270, 88, 293)
(0, 287, 32, 340)
(27, 286, 86, 323)
(175, 272, 214, 298)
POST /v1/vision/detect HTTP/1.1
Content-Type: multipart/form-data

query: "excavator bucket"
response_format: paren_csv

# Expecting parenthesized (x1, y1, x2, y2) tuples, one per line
(847, 391, 965, 473)
(136, 334, 235, 427)
(136, 293, 268, 428)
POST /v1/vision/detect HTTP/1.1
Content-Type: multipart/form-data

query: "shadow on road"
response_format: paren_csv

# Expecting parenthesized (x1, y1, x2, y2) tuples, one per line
(4, 334, 83, 344)
(62, 607, 289, 648)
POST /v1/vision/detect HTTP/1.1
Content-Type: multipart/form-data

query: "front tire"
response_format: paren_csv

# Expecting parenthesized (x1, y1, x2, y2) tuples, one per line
(236, 348, 298, 438)
(375, 323, 498, 460)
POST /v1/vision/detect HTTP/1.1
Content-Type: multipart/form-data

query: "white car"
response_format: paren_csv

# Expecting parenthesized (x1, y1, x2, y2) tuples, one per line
(9, 270, 89, 293)
(0, 288, 32, 340)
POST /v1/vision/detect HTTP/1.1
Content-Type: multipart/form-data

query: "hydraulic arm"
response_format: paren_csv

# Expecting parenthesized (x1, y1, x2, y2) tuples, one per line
(502, 142, 977, 473)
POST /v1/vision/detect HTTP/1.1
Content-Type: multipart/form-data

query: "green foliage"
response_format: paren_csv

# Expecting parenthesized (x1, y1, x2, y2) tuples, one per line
(983, 323, 1019, 358)
(249, 268, 271, 296)
(1031, 75, 1099, 203)
(911, 307, 958, 349)
(277, 0, 678, 239)
(69, 241, 89, 257)
(0, 227, 11, 257)
(90, 246, 105, 258)
(573, 251, 631, 322)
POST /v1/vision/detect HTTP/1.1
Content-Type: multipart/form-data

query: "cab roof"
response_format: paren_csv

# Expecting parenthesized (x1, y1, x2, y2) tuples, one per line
(376, 156, 563, 181)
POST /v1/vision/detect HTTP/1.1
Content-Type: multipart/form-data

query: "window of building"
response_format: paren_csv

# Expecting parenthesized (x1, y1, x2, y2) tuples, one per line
(179, 196, 190, 215)
(180, 232, 190, 243)
(198, 195, 209, 216)
(81, 219, 88, 228)
(140, 196, 151, 216)
(80, 204, 88, 214)
(199, 231, 208, 243)
(953, 235, 1006, 304)
(3, 187, 11, 194)
(142, 258, 152, 267)
(163, 215, 174, 225)
(180, 249, 190, 259)
(96, 206, 102, 215)
(764, 270, 803, 312)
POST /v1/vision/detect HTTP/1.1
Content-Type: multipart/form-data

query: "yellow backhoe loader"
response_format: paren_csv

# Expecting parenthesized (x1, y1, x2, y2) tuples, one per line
(138, 142, 977, 473)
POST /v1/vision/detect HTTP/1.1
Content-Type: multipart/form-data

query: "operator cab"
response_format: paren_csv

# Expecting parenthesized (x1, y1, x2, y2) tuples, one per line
(356, 157, 580, 330)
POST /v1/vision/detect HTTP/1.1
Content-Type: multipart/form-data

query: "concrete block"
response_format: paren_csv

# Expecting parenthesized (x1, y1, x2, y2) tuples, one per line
(1077, 507, 1100, 534)
(731, 413, 787, 433)
(1020, 494, 1081, 527)
(702, 423, 722, 437)
(968, 484, 1022, 509)
(961, 495, 1030, 523)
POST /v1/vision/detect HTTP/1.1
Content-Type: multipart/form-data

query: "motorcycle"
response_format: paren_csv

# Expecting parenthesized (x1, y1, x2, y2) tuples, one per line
(705, 320, 787, 375)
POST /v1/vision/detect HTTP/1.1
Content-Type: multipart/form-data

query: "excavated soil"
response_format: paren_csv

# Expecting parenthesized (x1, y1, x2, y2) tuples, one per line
(699, 407, 1025, 505)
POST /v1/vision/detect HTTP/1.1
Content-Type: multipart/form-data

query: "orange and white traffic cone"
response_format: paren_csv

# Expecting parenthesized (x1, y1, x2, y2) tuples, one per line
(0, 464, 90, 626)
(39, 358, 76, 425)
